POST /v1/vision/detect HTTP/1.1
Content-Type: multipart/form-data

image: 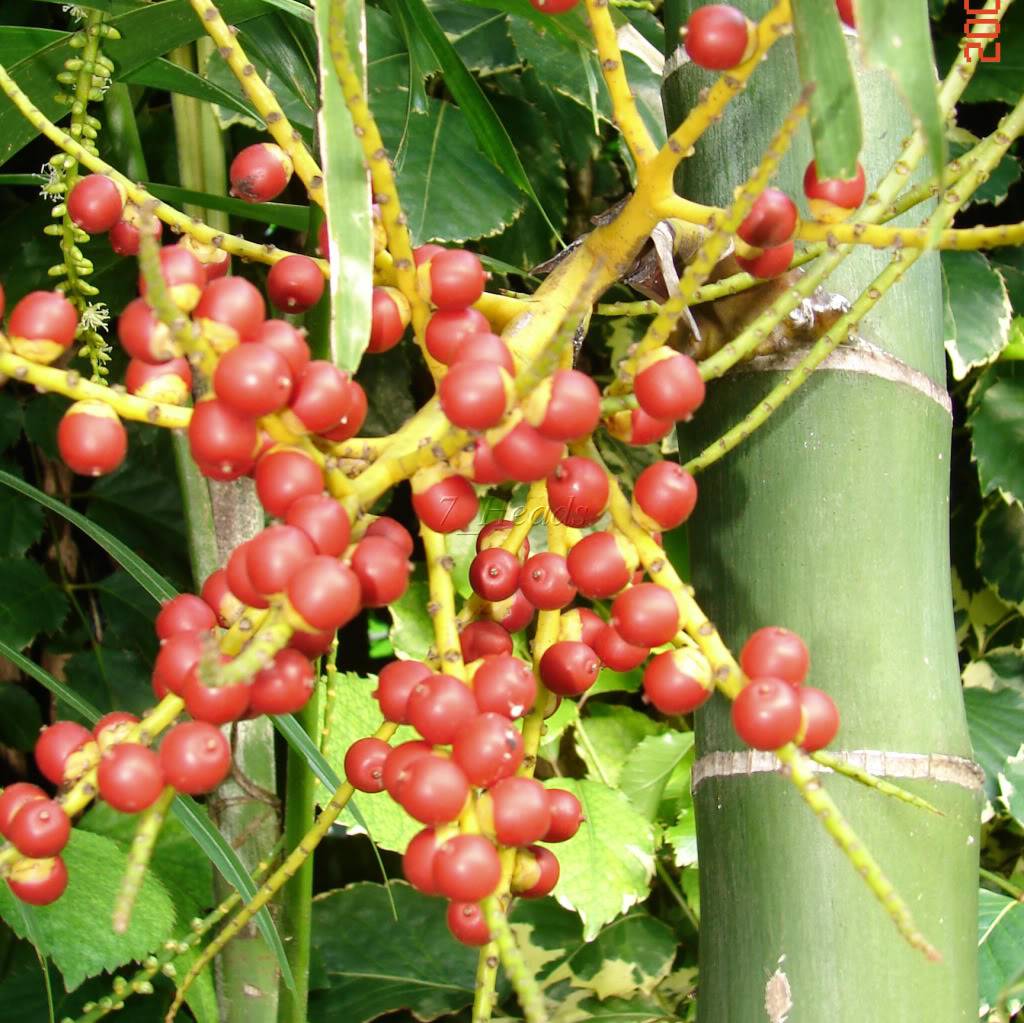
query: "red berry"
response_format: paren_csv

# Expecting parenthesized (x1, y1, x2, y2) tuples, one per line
(58, 401, 128, 477)
(399, 755, 470, 825)
(472, 655, 536, 719)
(428, 250, 486, 311)
(447, 901, 491, 946)
(634, 352, 705, 422)
(226, 540, 270, 610)
(539, 641, 600, 696)
(351, 536, 411, 606)
(519, 552, 576, 611)
(546, 456, 608, 527)
(634, 462, 698, 530)
(118, 298, 175, 362)
(452, 712, 524, 787)
(97, 744, 166, 813)
(488, 589, 536, 634)
(288, 628, 335, 658)
(797, 686, 840, 751)
(493, 423, 565, 483)
(450, 332, 515, 376)
(156, 594, 217, 640)
(35, 721, 95, 785)
(382, 740, 432, 800)
(285, 493, 350, 556)
(182, 661, 250, 724)
(433, 833, 501, 901)
(684, 4, 752, 70)
(365, 517, 415, 558)
(250, 649, 315, 716)
(0, 784, 46, 839)
(732, 677, 802, 750)
(138, 246, 205, 312)
(9, 291, 78, 361)
(320, 380, 368, 443)
(152, 631, 207, 697)
(201, 569, 237, 628)
(287, 361, 353, 434)
(194, 276, 266, 344)
(229, 143, 293, 203)
(803, 160, 866, 220)
(267, 254, 325, 313)
(125, 357, 192, 404)
(611, 583, 680, 648)
(530, 0, 579, 11)
(736, 241, 795, 279)
(440, 361, 510, 430)
(575, 607, 605, 648)
(403, 827, 441, 894)
(543, 787, 583, 842)
(836, 0, 855, 28)
(643, 649, 713, 714)
(425, 308, 489, 363)
(593, 623, 648, 672)
(407, 673, 478, 745)
(529, 369, 601, 441)
(739, 627, 809, 686)
(109, 213, 161, 257)
(469, 547, 521, 602)
(412, 474, 478, 533)
(476, 519, 529, 559)
(738, 188, 798, 248)
(513, 845, 560, 898)
(67, 174, 123, 233)
(566, 531, 633, 598)
(93, 711, 139, 751)
(248, 524, 316, 596)
(368, 287, 410, 353)
(214, 342, 293, 417)
(188, 398, 258, 480)
(460, 620, 513, 662)
(344, 737, 391, 792)
(375, 660, 432, 723)
(255, 448, 324, 518)
(286, 556, 362, 632)
(160, 721, 231, 794)
(252, 319, 311, 378)
(7, 856, 68, 905)
(414, 243, 445, 266)
(606, 407, 674, 446)
(469, 438, 508, 485)
(480, 776, 550, 847)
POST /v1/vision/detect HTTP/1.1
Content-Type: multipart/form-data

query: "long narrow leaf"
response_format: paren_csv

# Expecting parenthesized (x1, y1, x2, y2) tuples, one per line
(125, 58, 262, 123)
(274, 714, 341, 790)
(0, 639, 101, 723)
(0, 470, 175, 604)
(145, 182, 310, 231)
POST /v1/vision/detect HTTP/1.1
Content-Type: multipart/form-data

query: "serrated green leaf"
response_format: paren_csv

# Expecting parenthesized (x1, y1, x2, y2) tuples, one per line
(0, 559, 67, 650)
(964, 686, 1024, 797)
(55, 649, 153, 725)
(0, 479, 44, 557)
(0, 683, 43, 751)
(538, 696, 579, 762)
(942, 251, 1012, 380)
(997, 754, 1024, 829)
(309, 881, 480, 1023)
(0, 829, 176, 991)
(388, 578, 435, 661)
(431, 0, 519, 74)
(969, 363, 1024, 504)
(543, 778, 656, 939)
(977, 499, 1024, 606)
(618, 731, 694, 821)
(574, 704, 664, 785)
(0, 639, 101, 723)
(856, 0, 945, 179)
(664, 804, 698, 868)
(964, 648, 1024, 693)
(791, 0, 862, 180)
(979, 888, 1024, 1018)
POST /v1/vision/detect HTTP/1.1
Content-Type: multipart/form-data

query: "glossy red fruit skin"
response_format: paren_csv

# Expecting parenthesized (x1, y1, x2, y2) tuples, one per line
(58, 403, 128, 477)
(267, 254, 325, 313)
(67, 174, 123, 233)
(118, 297, 174, 362)
(368, 288, 408, 353)
(252, 319, 311, 378)
(250, 649, 315, 716)
(414, 243, 445, 266)
(566, 532, 631, 599)
(803, 160, 866, 214)
(593, 624, 648, 672)
(684, 4, 751, 70)
(489, 589, 536, 634)
(739, 626, 809, 686)
(470, 438, 508, 485)
(375, 660, 432, 723)
(194, 276, 266, 343)
(382, 740, 432, 800)
(452, 712, 524, 787)
(732, 676, 803, 750)
(634, 462, 698, 530)
(365, 517, 415, 558)
(634, 353, 705, 422)
(9, 291, 79, 349)
(139, 246, 206, 311)
(425, 308, 489, 364)
(469, 547, 521, 602)
(447, 901, 491, 945)
(182, 662, 251, 724)
(255, 448, 324, 519)
(7, 856, 68, 906)
(288, 628, 335, 658)
(432, 833, 501, 901)
(188, 398, 258, 479)
(493, 423, 564, 483)
(643, 650, 713, 715)
(413, 475, 478, 533)
(516, 845, 560, 898)
(476, 519, 529, 559)
(93, 711, 139, 751)
(156, 594, 217, 640)
(125, 357, 192, 403)
(736, 240, 795, 279)
(152, 631, 206, 697)
(534, 369, 601, 441)
(429, 250, 486, 311)
(403, 828, 441, 894)
(543, 787, 583, 842)
(0, 784, 47, 839)
(201, 569, 236, 628)
(248, 525, 316, 596)
(460, 620, 513, 662)
(399, 755, 470, 825)
(407, 674, 478, 745)
(472, 655, 536, 719)
(320, 380, 367, 443)
(214, 343, 293, 417)
(35, 721, 93, 785)
(285, 493, 350, 556)
(160, 721, 231, 795)
(450, 332, 515, 376)
(611, 583, 680, 648)
(530, 0, 580, 12)
(440, 361, 508, 430)
(797, 686, 839, 751)
(546, 456, 609, 527)
(110, 215, 161, 257)
(288, 361, 352, 434)
(226, 540, 270, 609)
(351, 536, 411, 606)
(286, 556, 362, 632)
(484, 776, 551, 847)
(97, 744, 166, 813)
(229, 143, 292, 203)
(344, 737, 391, 792)
(519, 552, 576, 611)
(836, 0, 855, 28)
(539, 641, 600, 696)
(738, 188, 798, 248)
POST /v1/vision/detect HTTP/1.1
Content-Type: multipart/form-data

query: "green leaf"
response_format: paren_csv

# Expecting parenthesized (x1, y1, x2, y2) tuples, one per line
(313, 0, 374, 372)
(0, 469, 175, 604)
(941, 251, 1012, 380)
(0, 829, 176, 991)
(977, 499, 1024, 606)
(963, 647, 1024, 693)
(664, 804, 698, 868)
(275, 712, 342, 791)
(0, 683, 43, 751)
(0, 639, 101, 724)
(543, 778, 657, 939)
(0, 559, 67, 650)
(430, 0, 520, 74)
(0, 476, 44, 557)
(996, 754, 1024, 830)
(56, 649, 154, 724)
(124, 57, 260, 121)
(309, 881, 481, 1022)
(936, 2, 1023, 107)
(791, 0, 862, 180)
(856, 0, 946, 179)
(388, 578, 435, 661)
(146, 182, 309, 230)
(969, 363, 1024, 504)
(979, 889, 1024, 1018)
(948, 140, 1021, 208)
(574, 704, 664, 785)
(964, 685, 1024, 798)
(618, 731, 695, 821)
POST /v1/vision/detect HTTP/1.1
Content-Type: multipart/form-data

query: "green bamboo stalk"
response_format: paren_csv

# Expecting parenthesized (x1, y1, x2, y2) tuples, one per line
(662, 2, 982, 1019)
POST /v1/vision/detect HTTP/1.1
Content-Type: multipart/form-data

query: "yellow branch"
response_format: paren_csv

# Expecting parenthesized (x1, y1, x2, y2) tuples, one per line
(421, 524, 466, 680)
(796, 217, 1024, 250)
